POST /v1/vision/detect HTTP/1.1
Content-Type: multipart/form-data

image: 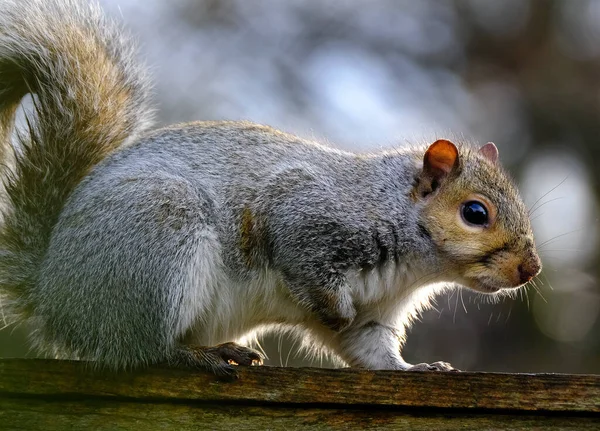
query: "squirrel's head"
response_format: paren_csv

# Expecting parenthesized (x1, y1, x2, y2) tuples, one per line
(414, 139, 541, 294)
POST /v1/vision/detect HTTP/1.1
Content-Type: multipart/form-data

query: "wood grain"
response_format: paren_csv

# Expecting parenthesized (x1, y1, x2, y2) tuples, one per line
(1, 359, 599, 430)
(1, 359, 599, 412)
(2, 398, 599, 431)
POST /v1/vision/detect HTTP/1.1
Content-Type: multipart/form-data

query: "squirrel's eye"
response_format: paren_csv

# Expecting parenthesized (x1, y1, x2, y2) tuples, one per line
(461, 201, 489, 226)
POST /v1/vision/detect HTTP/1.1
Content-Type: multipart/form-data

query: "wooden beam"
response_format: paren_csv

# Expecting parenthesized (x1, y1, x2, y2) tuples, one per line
(1, 358, 599, 413)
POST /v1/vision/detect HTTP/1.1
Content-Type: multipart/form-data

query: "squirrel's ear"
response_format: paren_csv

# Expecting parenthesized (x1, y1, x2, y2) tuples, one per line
(423, 139, 459, 178)
(479, 142, 499, 163)
(417, 139, 459, 198)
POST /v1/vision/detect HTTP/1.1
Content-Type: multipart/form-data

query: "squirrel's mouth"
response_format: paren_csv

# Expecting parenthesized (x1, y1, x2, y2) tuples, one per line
(465, 277, 513, 294)
(472, 280, 531, 294)
(472, 283, 502, 294)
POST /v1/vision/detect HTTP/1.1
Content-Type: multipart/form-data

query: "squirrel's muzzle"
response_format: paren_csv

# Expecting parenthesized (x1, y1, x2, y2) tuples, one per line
(517, 253, 542, 285)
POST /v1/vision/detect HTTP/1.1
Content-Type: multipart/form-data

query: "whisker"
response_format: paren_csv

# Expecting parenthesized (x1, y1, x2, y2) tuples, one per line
(278, 333, 283, 367)
(530, 280, 547, 303)
(540, 273, 554, 291)
(528, 196, 564, 217)
(519, 287, 523, 302)
(527, 176, 568, 215)
(453, 288, 459, 323)
(254, 337, 267, 360)
(537, 229, 583, 249)
(529, 212, 545, 221)
(285, 337, 298, 367)
(537, 257, 569, 264)
(460, 289, 467, 314)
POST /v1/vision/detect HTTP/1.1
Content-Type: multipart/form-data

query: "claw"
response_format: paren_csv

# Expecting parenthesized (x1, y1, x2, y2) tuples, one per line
(407, 361, 459, 372)
(211, 342, 264, 366)
(169, 342, 265, 377)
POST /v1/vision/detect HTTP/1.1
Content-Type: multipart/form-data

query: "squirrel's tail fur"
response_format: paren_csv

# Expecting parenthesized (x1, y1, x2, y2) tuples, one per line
(0, 0, 153, 323)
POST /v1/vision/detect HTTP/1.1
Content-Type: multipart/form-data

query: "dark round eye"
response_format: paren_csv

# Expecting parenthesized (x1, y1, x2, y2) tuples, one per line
(461, 201, 489, 226)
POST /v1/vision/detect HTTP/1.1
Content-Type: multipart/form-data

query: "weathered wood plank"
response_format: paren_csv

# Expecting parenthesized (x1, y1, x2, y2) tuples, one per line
(1, 359, 599, 414)
(1, 398, 599, 431)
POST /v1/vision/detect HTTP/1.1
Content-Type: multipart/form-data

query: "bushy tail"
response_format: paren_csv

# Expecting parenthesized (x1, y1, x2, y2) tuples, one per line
(0, 0, 153, 322)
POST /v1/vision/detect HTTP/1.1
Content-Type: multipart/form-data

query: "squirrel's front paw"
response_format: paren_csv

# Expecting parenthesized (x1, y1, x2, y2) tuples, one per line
(170, 343, 264, 377)
(407, 361, 459, 372)
(208, 342, 264, 367)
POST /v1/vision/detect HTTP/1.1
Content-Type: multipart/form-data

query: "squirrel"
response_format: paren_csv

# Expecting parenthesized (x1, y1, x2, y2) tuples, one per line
(0, 0, 541, 376)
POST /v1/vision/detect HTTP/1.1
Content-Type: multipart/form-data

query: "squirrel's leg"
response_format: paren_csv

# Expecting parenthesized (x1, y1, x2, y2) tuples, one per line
(335, 321, 458, 372)
(283, 274, 456, 371)
(169, 343, 264, 377)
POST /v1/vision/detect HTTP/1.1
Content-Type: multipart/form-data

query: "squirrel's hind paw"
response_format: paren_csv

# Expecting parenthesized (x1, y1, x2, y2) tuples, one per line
(169, 343, 264, 377)
(406, 361, 459, 372)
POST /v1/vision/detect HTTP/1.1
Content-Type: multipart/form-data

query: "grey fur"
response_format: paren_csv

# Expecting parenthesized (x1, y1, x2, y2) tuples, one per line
(0, 1, 540, 372)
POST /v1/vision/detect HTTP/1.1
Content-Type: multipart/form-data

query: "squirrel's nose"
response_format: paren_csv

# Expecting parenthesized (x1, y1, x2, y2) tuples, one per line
(518, 257, 541, 284)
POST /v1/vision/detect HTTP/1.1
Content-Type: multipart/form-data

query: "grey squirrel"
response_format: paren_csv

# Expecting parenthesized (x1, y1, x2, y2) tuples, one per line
(0, 0, 541, 376)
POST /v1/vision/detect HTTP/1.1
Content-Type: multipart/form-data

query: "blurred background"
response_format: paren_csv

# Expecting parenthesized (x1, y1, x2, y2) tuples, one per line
(2, 0, 599, 374)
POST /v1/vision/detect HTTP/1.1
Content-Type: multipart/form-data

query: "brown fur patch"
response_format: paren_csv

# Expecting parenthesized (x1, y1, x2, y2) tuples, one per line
(240, 206, 258, 267)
